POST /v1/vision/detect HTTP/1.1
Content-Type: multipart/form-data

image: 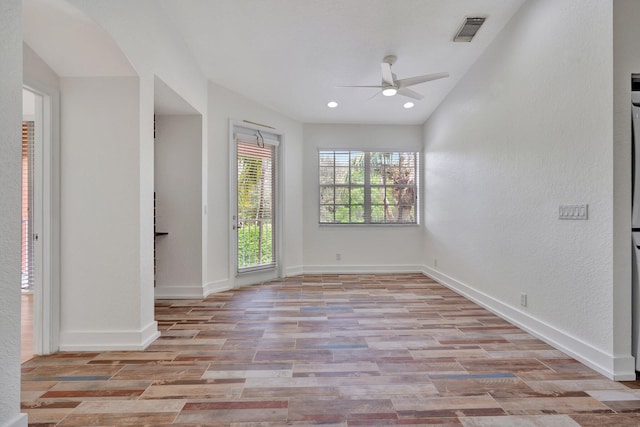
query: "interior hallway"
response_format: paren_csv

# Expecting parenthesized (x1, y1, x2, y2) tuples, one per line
(19, 273, 640, 426)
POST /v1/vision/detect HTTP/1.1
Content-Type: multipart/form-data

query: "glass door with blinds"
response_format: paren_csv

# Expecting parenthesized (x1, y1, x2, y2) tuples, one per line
(231, 123, 281, 284)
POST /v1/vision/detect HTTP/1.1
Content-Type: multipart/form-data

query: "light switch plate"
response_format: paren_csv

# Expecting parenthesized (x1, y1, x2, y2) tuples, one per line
(559, 204, 588, 220)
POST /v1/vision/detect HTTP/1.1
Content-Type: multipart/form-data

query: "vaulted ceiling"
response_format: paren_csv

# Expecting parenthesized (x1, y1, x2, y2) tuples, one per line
(23, 0, 526, 124)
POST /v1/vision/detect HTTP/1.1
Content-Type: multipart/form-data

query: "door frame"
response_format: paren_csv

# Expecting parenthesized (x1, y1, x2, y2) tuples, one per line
(228, 119, 284, 288)
(23, 82, 60, 355)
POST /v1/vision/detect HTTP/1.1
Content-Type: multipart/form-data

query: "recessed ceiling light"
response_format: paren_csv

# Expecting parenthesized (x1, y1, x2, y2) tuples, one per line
(327, 101, 338, 108)
(403, 102, 415, 109)
(382, 88, 397, 97)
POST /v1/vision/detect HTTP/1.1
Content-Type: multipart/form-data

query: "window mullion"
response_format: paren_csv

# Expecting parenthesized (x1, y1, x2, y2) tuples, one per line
(364, 151, 371, 223)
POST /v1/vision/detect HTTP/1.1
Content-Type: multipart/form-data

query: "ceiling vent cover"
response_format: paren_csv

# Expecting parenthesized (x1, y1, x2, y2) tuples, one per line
(632, 74, 640, 91)
(454, 17, 486, 42)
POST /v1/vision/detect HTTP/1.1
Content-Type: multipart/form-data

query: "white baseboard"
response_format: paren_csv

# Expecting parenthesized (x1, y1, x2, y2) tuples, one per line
(153, 280, 233, 299)
(303, 264, 424, 275)
(422, 265, 636, 381)
(284, 265, 304, 277)
(204, 279, 232, 297)
(154, 285, 205, 299)
(1, 414, 27, 427)
(59, 321, 160, 351)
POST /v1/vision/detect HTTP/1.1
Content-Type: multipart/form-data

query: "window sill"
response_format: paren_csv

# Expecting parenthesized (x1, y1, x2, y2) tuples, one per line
(318, 223, 420, 228)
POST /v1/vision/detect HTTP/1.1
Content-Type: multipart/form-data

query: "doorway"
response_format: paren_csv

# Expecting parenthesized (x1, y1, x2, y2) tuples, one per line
(230, 122, 283, 287)
(21, 88, 39, 362)
(21, 85, 59, 361)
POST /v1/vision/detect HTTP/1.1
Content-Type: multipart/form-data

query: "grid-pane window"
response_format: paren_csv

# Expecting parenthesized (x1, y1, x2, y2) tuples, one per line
(319, 150, 419, 225)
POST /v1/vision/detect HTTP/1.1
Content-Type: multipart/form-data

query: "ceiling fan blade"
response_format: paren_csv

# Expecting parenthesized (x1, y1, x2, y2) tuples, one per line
(397, 87, 424, 100)
(397, 72, 449, 88)
(368, 91, 382, 100)
(336, 85, 387, 89)
(381, 62, 395, 86)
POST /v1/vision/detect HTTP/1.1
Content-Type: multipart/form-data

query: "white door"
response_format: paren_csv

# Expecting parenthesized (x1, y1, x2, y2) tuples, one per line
(230, 123, 282, 287)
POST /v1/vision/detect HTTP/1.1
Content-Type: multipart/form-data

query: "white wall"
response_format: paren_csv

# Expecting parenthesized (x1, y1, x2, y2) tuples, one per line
(207, 81, 304, 289)
(422, 0, 631, 379)
(303, 124, 424, 272)
(59, 76, 159, 350)
(154, 115, 203, 298)
(67, 0, 210, 327)
(23, 44, 59, 92)
(0, 1, 28, 425)
(68, 0, 209, 304)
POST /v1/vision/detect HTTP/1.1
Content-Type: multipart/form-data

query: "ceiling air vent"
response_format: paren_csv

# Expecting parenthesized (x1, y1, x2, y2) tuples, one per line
(453, 17, 486, 42)
(632, 74, 640, 91)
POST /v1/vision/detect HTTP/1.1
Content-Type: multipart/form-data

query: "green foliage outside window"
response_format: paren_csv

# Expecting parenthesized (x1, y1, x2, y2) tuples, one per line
(237, 144, 275, 270)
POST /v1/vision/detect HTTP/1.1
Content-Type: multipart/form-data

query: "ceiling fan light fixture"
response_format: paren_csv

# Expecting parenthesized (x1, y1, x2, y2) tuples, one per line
(382, 87, 397, 97)
(403, 102, 415, 109)
(327, 101, 338, 108)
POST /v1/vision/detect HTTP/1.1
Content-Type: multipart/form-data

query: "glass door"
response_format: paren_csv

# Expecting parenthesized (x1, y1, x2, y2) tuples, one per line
(230, 124, 281, 286)
(236, 139, 276, 272)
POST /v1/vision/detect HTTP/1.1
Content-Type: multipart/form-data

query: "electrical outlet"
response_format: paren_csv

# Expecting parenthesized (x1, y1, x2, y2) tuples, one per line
(520, 293, 527, 307)
(434, 258, 438, 268)
(336, 253, 341, 261)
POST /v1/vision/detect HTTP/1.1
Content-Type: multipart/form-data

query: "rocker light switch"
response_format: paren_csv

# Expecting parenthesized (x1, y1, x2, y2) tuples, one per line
(559, 204, 588, 220)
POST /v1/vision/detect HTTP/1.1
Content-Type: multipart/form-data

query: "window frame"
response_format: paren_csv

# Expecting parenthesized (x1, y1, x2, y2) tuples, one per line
(318, 149, 420, 226)
(229, 119, 284, 288)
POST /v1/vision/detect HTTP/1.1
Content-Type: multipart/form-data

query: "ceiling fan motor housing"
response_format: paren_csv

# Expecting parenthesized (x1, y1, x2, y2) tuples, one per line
(383, 55, 397, 65)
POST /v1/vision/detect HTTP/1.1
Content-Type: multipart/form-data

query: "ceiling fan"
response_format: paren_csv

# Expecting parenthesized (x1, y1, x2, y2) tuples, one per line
(338, 55, 449, 100)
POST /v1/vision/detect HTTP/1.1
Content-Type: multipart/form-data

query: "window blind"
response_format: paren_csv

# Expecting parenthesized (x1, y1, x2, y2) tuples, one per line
(236, 137, 277, 273)
(319, 150, 419, 225)
(22, 121, 35, 292)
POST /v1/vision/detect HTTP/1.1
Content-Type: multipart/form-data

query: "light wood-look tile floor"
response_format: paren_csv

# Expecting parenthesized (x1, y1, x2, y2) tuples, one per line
(20, 274, 640, 426)
(22, 293, 34, 363)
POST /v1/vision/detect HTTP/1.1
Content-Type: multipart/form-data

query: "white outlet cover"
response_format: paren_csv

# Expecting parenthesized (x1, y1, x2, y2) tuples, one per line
(520, 293, 527, 307)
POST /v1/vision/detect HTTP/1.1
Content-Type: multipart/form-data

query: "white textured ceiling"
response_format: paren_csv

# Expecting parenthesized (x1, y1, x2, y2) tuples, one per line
(159, 0, 525, 124)
(23, 0, 526, 124)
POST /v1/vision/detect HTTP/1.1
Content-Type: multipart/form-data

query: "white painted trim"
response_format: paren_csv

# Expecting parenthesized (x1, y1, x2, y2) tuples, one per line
(153, 280, 233, 300)
(154, 285, 204, 299)
(204, 279, 232, 296)
(422, 265, 636, 381)
(228, 119, 237, 288)
(1, 414, 27, 427)
(200, 107, 209, 311)
(284, 265, 304, 277)
(59, 321, 160, 351)
(303, 264, 424, 275)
